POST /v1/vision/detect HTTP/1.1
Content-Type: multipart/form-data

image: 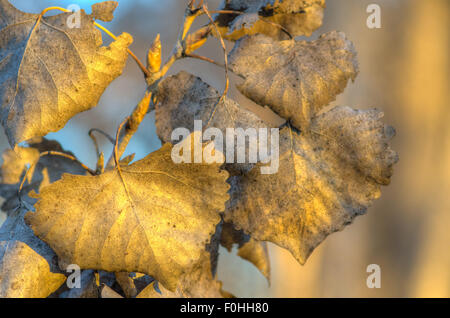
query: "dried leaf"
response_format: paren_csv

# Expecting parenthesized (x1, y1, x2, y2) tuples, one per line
(91, 1, 118, 22)
(225, 106, 398, 264)
(0, 138, 87, 213)
(155, 71, 271, 174)
(221, 222, 270, 282)
(0, 208, 66, 298)
(215, 0, 325, 40)
(26, 142, 230, 291)
(0, 0, 132, 146)
(229, 31, 359, 129)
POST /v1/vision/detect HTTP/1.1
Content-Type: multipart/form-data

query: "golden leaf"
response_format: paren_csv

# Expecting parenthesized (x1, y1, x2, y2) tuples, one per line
(229, 31, 359, 130)
(26, 142, 230, 291)
(225, 106, 398, 264)
(0, 0, 132, 145)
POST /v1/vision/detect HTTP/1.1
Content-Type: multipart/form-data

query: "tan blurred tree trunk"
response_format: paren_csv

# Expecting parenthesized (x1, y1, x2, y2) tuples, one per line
(398, 0, 450, 297)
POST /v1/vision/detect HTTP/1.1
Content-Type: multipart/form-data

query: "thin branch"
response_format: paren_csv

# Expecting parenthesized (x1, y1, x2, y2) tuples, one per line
(89, 128, 115, 173)
(109, 1, 222, 165)
(207, 10, 244, 15)
(110, 2, 208, 167)
(89, 128, 115, 157)
(202, 3, 229, 99)
(185, 53, 225, 68)
(202, 3, 230, 128)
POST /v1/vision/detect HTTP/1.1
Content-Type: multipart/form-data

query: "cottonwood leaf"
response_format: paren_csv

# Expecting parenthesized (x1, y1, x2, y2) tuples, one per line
(0, 138, 86, 213)
(229, 31, 359, 130)
(214, 0, 325, 41)
(26, 142, 230, 291)
(221, 222, 270, 283)
(137, 226, 223, 298)
(156, 71, 272, 174)
(0, 0, 132, 146)
(0, 208, 66, 298)
(225, 106, 398, 264)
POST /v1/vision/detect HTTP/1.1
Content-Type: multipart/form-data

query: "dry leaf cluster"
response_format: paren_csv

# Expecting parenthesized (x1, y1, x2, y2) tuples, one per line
(0, 0, 397, 298)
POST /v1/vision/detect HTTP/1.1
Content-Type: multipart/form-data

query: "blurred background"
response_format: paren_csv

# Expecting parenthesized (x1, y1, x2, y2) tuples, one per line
(1, 0, 448, 297)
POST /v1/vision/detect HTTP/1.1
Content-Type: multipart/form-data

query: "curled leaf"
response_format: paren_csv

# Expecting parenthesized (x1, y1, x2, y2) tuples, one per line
(26, 142, 230, 291)
(0, 0, 132, 145)
(215, 0, 326, 40)
(225, 106, 398, 264)
(229, 31, 359, 129)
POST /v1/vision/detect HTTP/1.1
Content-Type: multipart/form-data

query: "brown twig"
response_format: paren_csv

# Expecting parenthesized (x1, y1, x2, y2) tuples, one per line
(110, 3, 210, 168)
(185, 53, 225, 68)
(109, 2, 231, 166)
(89, 129, 115, 156)
(202, 3, 229, 99)
(202, 3, 230, 128)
